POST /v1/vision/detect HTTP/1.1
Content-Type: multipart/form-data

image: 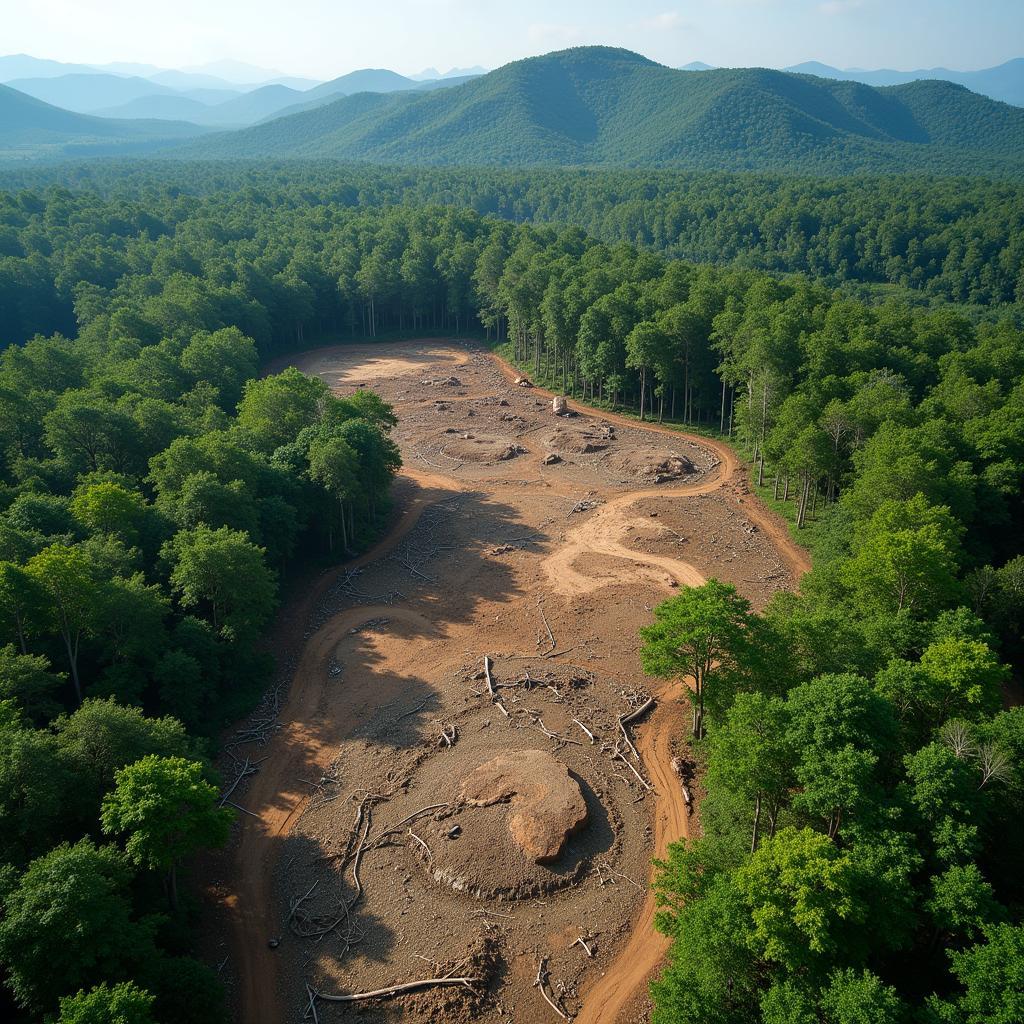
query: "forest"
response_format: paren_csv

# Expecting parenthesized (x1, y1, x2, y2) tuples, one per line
(0, 162, 1021, 309)
(0, 165, 1021, 1021)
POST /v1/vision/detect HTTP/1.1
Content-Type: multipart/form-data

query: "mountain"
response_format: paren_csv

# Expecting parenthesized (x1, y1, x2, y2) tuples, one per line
(0, 54, 102, 81)
(412, 65, 488, 81)
(96, 84, 304, 126)
(6, 73, 176, 113)
(182, 59, 319, 89)
(94, 94, 215, 122)
(178, 46, 1024, 175)
(0, 84, 210, 158)
(263, 68, 487, 122)
(202, 84, 305, 123)
(784, 58, 1024, 106)
(680, 61, 716, 71)
(303, 69, 420, 101)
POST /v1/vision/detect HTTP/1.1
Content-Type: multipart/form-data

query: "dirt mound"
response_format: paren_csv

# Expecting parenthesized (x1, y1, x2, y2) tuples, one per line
(612, 449, 696, 482)
(459, 750, 588, 863)
(544, 422, 617, 456)
(438, 433, 527, 462)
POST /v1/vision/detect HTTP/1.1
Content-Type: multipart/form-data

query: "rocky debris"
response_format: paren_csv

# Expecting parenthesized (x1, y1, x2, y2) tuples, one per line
(498, 398, 510, 406)
(542, 453, 562, 465)
(646, 454, 696, 483)
(421, 376, 462, 386)
(514, 376, 534, 388)
(489, 544, 516, 555)
(459, 750, 589, 863)
(497, 444, 527, 461)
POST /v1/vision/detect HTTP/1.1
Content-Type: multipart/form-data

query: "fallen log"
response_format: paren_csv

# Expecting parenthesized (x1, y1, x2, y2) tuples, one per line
(311, 977, 477, 1004)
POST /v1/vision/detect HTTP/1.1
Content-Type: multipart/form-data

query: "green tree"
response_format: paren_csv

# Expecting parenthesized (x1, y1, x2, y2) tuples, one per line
(25, 543, 101, 702)
(101, 754, 233, 907)
(0, 840, 155, 1013)
(165, 525, 276, 641)
(56, 982, 155, 1024)
(640, 580, 754, 737)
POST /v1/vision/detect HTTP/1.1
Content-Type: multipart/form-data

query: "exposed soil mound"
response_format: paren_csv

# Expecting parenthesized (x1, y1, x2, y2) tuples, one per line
(545, 422, 617, 456)
(459, 750, 589, 863)
(438, 432, 527, 462)
(612, 449, 696, 482)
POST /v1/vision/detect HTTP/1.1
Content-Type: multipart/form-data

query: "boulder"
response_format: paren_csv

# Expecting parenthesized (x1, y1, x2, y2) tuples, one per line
(459, 750, 588, 863)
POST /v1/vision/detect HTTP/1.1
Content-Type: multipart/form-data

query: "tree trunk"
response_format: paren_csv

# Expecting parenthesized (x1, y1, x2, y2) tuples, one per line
(751, 793, 762, 854)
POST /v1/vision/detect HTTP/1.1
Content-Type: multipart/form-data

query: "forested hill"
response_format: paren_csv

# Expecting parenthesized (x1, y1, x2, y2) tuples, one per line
(0, 84, 210, 157)
(177, 47, 1024, 174)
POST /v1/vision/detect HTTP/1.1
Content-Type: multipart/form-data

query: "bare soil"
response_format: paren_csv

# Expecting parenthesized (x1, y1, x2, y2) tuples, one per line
(203, 341, 809, 1024)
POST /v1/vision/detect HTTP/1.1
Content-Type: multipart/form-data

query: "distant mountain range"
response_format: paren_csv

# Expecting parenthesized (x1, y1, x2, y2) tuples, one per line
(2, 47, 1023, 173)
(681, 58, 1023, 107)
(0, 55, 481, 130)
(0, 83, 211, 158)
(177, 47, 1024, 175)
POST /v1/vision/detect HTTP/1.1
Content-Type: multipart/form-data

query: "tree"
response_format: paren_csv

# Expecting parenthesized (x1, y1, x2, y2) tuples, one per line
(54, 698, 193, 828)
(0, 840, 155, 1013)
(57, 982, 155, 1024)
(307, 431, 361, 551)
(785, 674, 897, 839)
(235, 367, 329, 453)
(43, 389, 135, 473)
(640, 580, 754, 737)
(179, 327, 259, 409)
(25, 543, 100, 703)
(708, 692, 792, 852)
(928, 924, 1024, 1024)
(0, 561, 45, 655)
(845, 495, 963, 618)
(70, 481, 149, 546)
(165, 525, 276, 642)
(735, 826, 857, 978)
(101, 754, 233, 908)
(0, 644, 64, 723)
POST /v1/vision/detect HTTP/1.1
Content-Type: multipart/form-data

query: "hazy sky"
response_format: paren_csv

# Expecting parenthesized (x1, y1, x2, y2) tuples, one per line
(5, 0, 1020, 79)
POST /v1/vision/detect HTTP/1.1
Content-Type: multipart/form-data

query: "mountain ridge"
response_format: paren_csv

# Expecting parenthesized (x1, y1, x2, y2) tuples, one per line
(176, 47, 1024, 175)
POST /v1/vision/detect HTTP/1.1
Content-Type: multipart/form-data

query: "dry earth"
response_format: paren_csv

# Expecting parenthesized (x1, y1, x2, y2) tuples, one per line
(202, 341, 809, 1024)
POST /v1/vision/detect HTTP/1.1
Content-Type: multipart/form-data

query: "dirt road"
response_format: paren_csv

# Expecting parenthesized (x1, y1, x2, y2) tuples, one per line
(210, 341, 808, 1024)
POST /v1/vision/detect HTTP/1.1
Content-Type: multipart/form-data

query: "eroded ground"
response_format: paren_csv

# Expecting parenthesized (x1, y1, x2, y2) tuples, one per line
(204, 341, 808, 1024)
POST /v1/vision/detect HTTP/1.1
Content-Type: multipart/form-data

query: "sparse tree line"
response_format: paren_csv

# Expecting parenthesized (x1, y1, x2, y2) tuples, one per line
(0, 176, 1021, 1020)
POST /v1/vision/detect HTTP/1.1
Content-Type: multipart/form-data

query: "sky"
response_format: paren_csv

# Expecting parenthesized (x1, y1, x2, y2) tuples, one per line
(3, 0, 1020, 80)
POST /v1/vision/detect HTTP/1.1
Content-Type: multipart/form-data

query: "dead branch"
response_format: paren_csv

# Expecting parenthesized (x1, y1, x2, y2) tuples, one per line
(310, 977, 477, 1004)
(611, 744, 653, 791)
(572, 936, 594, 958)
(538, 598, 556, 651)
(483, 655, 496, 697)
(571, 718, 596, 744)
(534, 957, 570, 1021)
(408, 828, 432, 861)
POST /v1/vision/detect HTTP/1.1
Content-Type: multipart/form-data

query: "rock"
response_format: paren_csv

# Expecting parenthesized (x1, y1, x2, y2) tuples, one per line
(542, 453, 562, 465)
(514, 376, 534, 388)
(499, 398, 510, 406)
(459, 750, 589, 863)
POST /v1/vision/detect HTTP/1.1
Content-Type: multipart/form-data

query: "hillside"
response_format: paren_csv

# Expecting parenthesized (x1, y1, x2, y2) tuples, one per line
(179, 47, 1024, 174)
(0, 84, 210, 158)
(7, 72, 178, 112)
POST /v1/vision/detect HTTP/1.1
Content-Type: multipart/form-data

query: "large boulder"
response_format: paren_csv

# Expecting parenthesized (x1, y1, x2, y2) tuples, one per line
(459, 750, 588, 863)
